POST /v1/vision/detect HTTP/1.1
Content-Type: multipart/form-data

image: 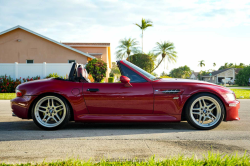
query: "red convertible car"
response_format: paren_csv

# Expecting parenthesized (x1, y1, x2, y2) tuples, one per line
(11, 60, 240, 130)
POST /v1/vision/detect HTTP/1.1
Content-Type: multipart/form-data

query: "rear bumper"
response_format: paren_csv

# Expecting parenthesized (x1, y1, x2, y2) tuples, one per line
(10, 96, 37, 119)
(225, 100, 240, 121)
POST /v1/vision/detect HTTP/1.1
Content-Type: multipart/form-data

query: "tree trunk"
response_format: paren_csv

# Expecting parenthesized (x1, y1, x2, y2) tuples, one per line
(150, 57, 164, 73)
(142, 30, 143, 53)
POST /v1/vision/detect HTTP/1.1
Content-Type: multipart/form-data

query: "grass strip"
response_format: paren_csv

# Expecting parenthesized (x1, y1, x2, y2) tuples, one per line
(0, 93, 16, 100)
(230, 89, 250, 99)
(0, 152, 249, 166)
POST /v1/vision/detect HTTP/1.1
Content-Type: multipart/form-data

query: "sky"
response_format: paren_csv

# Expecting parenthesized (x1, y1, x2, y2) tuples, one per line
(0, 0, 250, 75)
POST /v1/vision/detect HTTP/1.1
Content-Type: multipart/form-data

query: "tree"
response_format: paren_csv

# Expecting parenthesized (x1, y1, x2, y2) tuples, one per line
(150, 41, 177, 72)
(235, 66, 250, 86)
(218, 63, 246, 70)
(134, 18, 153, 53)
(198, 60, 205, 68)
(197, 70, 210, 80)
(110, 62, 120, 77)
(85, 59, 107, 82)
(127, 53, 155, 73)
(213, 63, 216, 67)
(116, 38, 139, 61)
(169, 65, 192, 78)
(160, 71, 168, 77)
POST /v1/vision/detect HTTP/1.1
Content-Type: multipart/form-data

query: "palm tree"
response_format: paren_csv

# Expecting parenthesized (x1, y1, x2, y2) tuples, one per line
(150, 41, 177, 72)
(116, 38, 139, 61)
(229, 63, 234, 67)
(213, 63, 216, 67)
(134, 18, 153, 53)
(147, 51, 158, 72)
(198, 60, 205, 67)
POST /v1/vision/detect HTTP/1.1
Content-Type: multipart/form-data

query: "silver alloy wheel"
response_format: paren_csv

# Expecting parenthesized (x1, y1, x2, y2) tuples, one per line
(190, 96, 221, 128)
(34, 96, 66, 128)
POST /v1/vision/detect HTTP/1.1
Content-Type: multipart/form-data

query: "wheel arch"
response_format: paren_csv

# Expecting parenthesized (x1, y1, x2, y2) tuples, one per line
(181, 92, 227, 121)
(28, 92, 74, 121)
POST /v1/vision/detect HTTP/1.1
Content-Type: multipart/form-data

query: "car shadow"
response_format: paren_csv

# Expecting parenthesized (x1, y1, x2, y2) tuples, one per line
(0, 120, 196, 141)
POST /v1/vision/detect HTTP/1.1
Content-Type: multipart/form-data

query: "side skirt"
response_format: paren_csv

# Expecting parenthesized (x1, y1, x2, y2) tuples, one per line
(75, 114, 181, 122)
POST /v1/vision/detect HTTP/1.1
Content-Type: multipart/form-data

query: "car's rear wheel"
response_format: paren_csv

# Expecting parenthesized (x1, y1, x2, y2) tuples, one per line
(32, 95, 70, 130)
(185, 93, 225, 130)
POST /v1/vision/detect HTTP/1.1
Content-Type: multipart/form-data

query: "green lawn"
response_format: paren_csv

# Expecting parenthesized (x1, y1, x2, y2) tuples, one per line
(0, 89, 250, 100)
(0, 152, 249, 166)
(0, 93, 16, 100)
(230, 89, 250, 99)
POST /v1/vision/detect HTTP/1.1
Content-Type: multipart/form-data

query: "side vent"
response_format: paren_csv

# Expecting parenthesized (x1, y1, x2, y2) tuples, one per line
(161, 89, 181, 94)
(154, 88, 184, 95)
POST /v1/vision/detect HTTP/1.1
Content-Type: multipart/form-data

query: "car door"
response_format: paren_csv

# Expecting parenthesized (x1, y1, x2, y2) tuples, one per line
(82, 63, 154, 114)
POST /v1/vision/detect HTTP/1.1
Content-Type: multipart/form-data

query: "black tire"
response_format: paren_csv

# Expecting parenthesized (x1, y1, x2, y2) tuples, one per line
(185, 93, 225, 130)
(32, 95, 70, 130)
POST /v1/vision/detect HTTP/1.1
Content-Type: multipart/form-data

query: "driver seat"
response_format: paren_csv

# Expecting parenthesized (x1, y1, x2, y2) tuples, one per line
(77, 65, 90, 83)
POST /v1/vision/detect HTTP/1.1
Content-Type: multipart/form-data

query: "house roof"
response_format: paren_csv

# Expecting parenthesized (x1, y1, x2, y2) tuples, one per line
(192, 72, 199, 77)
(0, 25, 96, 59)
(202, 68, 238, 77)
(63, 43, 110, 47)
(235, 68, 243, 74)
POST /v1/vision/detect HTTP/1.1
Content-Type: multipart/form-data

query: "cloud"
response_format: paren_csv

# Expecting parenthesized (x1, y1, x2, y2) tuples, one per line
(0, 0, 250, 75)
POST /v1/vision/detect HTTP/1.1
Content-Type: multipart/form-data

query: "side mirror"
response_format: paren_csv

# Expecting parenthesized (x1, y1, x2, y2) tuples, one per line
(120, 76, 132, 87)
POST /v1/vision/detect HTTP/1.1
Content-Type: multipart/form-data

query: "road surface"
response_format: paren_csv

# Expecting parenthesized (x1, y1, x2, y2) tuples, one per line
(0, 99, 249, 163)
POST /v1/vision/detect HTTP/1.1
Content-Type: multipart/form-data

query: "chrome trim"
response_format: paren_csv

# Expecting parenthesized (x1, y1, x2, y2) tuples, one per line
(161, 90, 181, 93)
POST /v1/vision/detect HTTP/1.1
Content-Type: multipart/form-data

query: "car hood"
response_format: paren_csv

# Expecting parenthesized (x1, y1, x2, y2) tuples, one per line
(154, 78, 233, 93)
(155, 78, 214, 84)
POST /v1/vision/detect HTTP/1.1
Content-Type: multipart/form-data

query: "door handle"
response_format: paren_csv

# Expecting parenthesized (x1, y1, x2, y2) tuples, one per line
(87, 88, 99, 92)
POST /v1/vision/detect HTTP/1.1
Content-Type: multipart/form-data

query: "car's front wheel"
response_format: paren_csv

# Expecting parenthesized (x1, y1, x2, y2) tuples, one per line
(32, 95, 70, 130)
(185, 93, 225, 130)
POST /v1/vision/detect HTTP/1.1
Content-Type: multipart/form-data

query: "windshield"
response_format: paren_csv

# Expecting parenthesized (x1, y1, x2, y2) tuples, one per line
(122, 60, 157, 80)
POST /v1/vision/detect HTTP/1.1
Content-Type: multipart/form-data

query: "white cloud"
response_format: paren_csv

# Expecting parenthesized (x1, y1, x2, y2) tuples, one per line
(0, 0, 250, 75)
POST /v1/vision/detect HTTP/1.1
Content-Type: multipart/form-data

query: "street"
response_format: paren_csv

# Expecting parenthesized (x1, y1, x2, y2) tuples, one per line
(0, 99, 249, 164)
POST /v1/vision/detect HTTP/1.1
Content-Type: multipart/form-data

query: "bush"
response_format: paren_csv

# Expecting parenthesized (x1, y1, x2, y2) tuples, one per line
(86, 59, 107, 82)
(127, 53, 155, 73)
(110, 73, 114, 77)
(160, 75, 172, 78)
(46, 73, 63, 78)
(236, 66, 250, 86)
(0, 75, 40, 93)
(108, 77, 114, 83)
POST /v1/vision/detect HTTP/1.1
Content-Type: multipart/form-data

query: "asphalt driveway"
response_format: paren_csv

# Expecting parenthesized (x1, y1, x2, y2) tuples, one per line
(0, 99, 249, 163)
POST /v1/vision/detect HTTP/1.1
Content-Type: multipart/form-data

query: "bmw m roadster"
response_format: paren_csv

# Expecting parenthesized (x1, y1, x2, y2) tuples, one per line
(11, 60, 240, 130)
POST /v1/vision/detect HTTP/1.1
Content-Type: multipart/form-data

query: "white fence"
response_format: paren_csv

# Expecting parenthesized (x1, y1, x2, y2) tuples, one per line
(0, 62, 73, 79)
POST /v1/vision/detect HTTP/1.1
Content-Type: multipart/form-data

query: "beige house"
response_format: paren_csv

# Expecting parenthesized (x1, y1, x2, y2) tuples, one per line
(0, 25, 111, 80)
(202, 68, 242, 84)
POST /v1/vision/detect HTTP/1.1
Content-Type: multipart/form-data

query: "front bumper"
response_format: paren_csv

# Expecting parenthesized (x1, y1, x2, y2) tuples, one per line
(10, 95, 37, 119)
(225, 100, 240, 121)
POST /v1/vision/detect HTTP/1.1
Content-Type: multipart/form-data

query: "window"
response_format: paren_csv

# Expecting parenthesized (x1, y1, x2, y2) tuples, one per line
(119, 64, 147, 83)
(26, 60, 34, 64)
(122, 60, 156, 80)
(68, 60, 75, 63)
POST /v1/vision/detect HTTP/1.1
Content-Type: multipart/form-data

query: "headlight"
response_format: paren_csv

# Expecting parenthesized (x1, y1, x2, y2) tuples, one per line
(225, 93, 235, 101)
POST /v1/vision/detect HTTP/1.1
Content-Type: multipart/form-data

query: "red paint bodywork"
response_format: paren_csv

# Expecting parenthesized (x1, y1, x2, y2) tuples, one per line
(11, 60, 240, 123)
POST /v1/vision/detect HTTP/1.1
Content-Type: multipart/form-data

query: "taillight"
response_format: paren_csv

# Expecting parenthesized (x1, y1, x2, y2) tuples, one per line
(16, 90, 23, 97)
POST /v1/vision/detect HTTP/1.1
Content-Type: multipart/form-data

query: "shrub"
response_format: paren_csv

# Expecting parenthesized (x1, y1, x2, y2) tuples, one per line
(108, 77, 114, 83)
(236, 66, 250, 86)
(46, 73, 63, 78)
(0, 75, 40, 93)
(86, 59, 107, 82)
(110, 73, 114, 77)
(127, 53, 155, 73)
(160, 75, 172, 78)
